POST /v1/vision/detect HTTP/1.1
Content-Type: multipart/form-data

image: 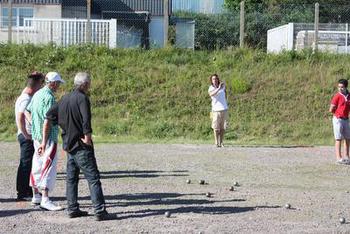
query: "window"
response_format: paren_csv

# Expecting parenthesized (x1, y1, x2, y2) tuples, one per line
(1, 7, 33, 28)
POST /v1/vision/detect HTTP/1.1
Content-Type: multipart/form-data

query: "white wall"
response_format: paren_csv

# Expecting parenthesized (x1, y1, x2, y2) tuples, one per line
(267, 23, 294, 53)
(149, 16, 164, 48)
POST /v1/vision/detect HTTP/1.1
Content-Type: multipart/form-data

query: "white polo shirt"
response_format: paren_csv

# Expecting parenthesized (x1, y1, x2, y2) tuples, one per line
(208, 85, 228, 111)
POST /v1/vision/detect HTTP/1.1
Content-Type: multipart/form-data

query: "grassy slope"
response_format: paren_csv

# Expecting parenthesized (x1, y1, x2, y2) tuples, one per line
(0, 44, 348, 145)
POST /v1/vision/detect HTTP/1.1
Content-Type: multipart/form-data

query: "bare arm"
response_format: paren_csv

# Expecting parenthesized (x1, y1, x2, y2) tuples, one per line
(38, 119, 51, 156)
(329, 104, 336, 114)
(209, 83, 224, 97)
(17, 112, 31, 140)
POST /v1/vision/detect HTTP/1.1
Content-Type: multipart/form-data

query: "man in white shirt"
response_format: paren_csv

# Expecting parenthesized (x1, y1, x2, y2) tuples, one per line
(15, 71, 44, 201)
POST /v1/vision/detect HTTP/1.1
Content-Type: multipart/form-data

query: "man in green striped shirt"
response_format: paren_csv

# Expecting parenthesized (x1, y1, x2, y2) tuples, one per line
(26, 72, 65, 211)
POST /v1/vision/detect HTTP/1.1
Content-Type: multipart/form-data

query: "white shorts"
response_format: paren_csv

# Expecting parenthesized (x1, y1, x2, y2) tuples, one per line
(333, 116, 350, 140)
(30, 140, 58, 192)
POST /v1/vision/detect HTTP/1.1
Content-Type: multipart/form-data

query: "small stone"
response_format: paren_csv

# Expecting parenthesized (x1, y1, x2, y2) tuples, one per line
(186, 179, 191, 184)
(165, 211, 171, 218)
(340, 217, 346, 224)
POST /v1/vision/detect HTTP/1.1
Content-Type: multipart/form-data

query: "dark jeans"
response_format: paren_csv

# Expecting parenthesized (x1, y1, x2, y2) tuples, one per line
(17, 134, 34, 198)
(66, 145, 106, 214)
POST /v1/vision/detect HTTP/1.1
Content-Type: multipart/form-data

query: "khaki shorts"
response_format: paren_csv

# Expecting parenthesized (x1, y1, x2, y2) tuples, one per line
(211, 110, 228, 130)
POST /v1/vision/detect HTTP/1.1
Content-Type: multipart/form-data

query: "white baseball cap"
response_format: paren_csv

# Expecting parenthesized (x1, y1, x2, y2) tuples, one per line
(45, 72, 65, 83)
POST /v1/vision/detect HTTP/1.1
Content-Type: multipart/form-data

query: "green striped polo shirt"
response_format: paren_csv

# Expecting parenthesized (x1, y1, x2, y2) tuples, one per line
(26, 86, 59, 143)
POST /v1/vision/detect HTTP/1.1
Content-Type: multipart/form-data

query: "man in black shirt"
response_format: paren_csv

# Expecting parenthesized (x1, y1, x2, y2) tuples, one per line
(40, 72, 112, 221)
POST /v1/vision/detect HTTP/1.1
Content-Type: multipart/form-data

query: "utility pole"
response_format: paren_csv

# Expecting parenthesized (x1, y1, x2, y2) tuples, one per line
(86, 0, 91, 43)
(314, 2, 319, 52)
(163, 0, 169, 47)
(240, 1, 245, 48)
(8, 0, 12, 43)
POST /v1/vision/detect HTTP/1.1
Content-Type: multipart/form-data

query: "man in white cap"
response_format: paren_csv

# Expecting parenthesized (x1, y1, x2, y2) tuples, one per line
(26, 71, 65, 211)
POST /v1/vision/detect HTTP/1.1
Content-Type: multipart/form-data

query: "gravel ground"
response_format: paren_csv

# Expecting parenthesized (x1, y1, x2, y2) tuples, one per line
(1, 142, 350, 233)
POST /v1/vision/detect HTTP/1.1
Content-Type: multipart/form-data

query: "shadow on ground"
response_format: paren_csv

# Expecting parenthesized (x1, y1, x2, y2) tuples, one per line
(116, 205, 281, 220)
(56, 170, 189, 180)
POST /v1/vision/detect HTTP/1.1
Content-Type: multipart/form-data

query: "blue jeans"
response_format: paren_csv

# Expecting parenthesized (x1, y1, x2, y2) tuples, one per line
(17, 134, 34, 198)
(66, 145, 106, 214)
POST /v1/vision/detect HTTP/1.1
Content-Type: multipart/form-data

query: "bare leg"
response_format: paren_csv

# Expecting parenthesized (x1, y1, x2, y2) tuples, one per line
(219, 129, 225, 147)
(214, 130, 220, 146)
(345, 139, 350, 158)
(335, 140, 342, 160)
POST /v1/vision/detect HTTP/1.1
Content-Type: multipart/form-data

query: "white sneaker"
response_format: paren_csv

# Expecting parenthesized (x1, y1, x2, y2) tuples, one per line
(31, 194, 42, 205)
(40, 200, 63, 211)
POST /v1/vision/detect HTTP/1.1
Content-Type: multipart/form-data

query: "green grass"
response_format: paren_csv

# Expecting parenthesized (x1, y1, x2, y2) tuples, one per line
(0, 44, 347, 145)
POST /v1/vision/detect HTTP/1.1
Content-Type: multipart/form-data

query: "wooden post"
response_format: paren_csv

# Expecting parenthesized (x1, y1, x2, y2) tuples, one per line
(164, 0, 169, 47)
(8, 0, 12, 43)
(314, 2, 319, 52)
(240, 1, 245, 48)
(86, 0, 92, 43)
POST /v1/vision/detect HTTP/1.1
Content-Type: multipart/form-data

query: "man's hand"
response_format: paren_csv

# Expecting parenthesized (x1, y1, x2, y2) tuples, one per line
(38, 143, 46, 156)
(81, 137, 92, 146)
(23, 133, 32, 141)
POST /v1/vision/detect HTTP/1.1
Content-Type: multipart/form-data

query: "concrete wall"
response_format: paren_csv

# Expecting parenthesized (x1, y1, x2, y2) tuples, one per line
(35, 5, 61, 18)
(0, 4, 61, 43)
(267, 23, 294, 53)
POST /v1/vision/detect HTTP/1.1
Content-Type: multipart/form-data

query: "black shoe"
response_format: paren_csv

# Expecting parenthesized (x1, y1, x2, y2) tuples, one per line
(95, 211, 116, 221)
(68, 210, 89, 218)
(16, 196, 32, 202)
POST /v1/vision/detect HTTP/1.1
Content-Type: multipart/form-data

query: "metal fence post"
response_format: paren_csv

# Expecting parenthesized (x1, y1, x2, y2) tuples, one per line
(164, 0, 169, 47)
(86, 0, 92, 43)
(346, 23, 348, 54)
(314, 2, 319, 52)
(240, 1, 245, 48)
(8, 0, 12, 43)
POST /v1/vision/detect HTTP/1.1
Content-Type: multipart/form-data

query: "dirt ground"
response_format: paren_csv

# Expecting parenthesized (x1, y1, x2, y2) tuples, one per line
(1, 142, 350, 233)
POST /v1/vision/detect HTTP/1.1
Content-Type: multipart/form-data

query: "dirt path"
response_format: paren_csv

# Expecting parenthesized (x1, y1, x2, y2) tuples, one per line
(1, 142, 349, 233)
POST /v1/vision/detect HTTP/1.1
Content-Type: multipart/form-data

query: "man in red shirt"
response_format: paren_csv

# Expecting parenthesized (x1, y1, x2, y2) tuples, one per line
(329, 79, 350, 164)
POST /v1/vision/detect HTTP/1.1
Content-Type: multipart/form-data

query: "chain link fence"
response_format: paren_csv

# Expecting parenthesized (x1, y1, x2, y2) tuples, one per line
(1, 0, 350, 52)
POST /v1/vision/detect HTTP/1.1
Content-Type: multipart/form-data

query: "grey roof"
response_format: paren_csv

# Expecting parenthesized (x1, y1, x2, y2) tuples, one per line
(63, 0, 170, 16)
(0, 0, 171, 16)
(0, 0, 61, 4)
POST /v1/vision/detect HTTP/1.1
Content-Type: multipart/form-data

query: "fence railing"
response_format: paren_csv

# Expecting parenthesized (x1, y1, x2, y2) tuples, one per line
(18, 18, 116, 47)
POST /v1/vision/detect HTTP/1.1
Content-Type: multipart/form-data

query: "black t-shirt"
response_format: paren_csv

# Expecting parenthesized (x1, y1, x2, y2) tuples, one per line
(46, 89, 92, 152)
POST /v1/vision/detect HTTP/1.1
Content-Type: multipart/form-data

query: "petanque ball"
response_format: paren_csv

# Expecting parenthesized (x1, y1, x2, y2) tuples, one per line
(206, 192, 211, 198)
(186, 179, 191, 184)
(165, 211, 171, 218)
(229, 186, 235, 191)
(199, 180, 205, 185)
(233, 181, 239, 186)
(340, 217, 346, 224)
(285, 203, 291, 209)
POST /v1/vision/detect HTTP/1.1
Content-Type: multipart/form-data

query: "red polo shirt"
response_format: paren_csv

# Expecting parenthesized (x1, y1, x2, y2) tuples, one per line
(331, 92, 350, 118)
